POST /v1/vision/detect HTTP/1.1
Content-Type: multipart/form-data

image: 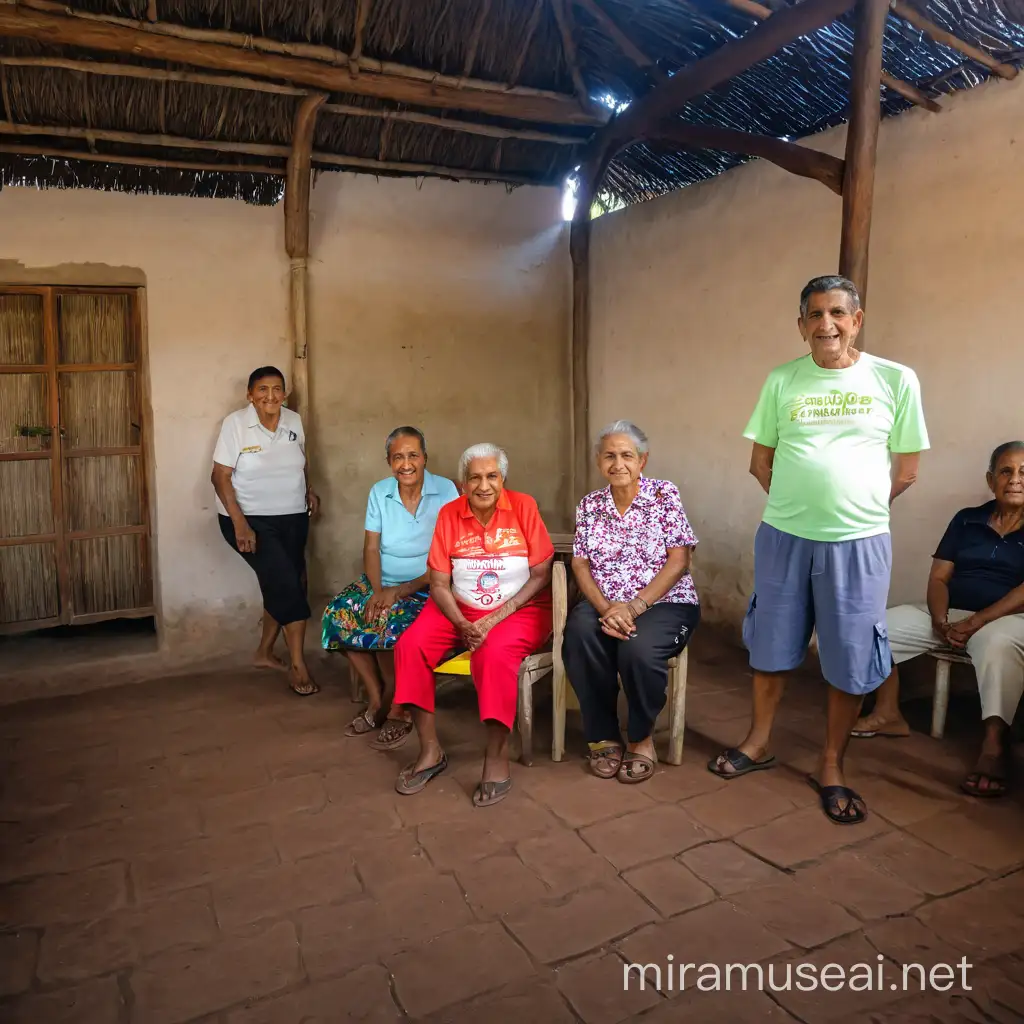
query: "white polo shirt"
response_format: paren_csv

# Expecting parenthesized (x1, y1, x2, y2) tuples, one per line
(213, 405, 307, 516)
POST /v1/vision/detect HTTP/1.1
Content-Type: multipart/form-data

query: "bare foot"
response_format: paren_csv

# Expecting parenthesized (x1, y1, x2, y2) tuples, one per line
(851, 711, 909, 738)
(253, 651, 287, 671)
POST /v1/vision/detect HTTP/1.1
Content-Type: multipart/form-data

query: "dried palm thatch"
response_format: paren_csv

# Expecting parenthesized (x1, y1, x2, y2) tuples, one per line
(0, 0, 1022, 209)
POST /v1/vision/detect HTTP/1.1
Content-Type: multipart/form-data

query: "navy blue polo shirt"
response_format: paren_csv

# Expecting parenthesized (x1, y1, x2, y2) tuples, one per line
(934, 501, 1024, 611)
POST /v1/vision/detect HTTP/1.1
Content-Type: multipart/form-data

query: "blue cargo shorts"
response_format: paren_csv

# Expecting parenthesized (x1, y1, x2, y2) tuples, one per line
(743, 522, 893, 696)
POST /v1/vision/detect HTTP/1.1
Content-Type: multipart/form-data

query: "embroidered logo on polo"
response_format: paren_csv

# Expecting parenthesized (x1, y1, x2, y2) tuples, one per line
(790, 390, 874, 423)
(240, 445, 263, 454)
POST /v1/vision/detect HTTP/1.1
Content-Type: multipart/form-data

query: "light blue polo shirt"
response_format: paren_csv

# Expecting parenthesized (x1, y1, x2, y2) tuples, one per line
(365, 470, 459, 586)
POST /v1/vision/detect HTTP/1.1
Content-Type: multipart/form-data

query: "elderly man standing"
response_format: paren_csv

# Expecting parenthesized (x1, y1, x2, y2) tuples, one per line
(709, 276, 929, 825)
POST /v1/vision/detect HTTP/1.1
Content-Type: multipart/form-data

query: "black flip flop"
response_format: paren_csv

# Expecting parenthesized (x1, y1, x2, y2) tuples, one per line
(960, 757, 1009, 799)
(707, 747, 777, 779)
(395, 753, 448, 795)
(806, 776, 867, 824)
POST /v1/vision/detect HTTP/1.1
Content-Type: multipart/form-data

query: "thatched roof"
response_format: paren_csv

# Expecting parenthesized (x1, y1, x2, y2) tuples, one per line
(1, 0, 1022, 209)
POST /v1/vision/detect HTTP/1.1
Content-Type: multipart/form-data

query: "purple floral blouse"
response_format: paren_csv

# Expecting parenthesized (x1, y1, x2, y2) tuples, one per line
(573, 477, 699, 606)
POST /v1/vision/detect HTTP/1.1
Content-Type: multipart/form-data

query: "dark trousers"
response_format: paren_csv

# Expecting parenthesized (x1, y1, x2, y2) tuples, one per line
(218, 512, 310, 626)
(563, 599, 700, 744)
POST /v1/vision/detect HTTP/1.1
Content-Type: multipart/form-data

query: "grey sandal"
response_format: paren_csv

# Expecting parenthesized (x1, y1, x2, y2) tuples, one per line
(473, 777, 512, 807)
(395, 754, 448, 795)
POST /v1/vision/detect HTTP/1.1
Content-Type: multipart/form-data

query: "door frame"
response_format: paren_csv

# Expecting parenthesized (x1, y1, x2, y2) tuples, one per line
(0, 284, 156, 634)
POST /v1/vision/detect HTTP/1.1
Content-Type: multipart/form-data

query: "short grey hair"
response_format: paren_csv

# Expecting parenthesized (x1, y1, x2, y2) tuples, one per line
(989, 440, 1024, 474)
(799, 275, 861, 318)
(384, 425, 426, 459)
(458, 442, 509, 481)
(596, 420, 649, 455)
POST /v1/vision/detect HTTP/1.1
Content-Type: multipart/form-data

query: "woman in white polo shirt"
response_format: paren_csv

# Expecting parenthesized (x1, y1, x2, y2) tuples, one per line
(211, 365, 320, 696)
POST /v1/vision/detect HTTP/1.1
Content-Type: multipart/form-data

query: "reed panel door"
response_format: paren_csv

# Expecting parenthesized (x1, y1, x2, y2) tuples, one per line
(0, 287, 153, 633)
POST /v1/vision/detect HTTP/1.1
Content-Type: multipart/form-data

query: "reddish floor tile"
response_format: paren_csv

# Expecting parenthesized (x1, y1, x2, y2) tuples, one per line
(683, 777, 797, 836)
(132, 825, 279, 897)
(36, 887, 216, 983)
(515, 830, 618, 895)
(347, 831, 437, 894)
(636, 986, 799, 1022)
(211, 848, 363, 929)
(0, 975, 125, 1024)
(617, 900, 791, 979)
(225, 963, 403, 1023)
(417, 978, 576, 1024)
(0, 862, 127, 926)
(202, 772, 327, 832)
(522, 768, 658, 828)
(506, 880, 657, 964)
(58, 803, 205, 868)
(864, 916, 968, 975)
(387, 921, 534, 1016)
(417, 820, 510, 870)
(579, 804, 716, 870)
(831, 991, 988, 1024)
(794, 849, 924, 921)
(854, 772, 960, 828)
(916, 881, 1024, 960)
(299, 873, 474, 979)
(456, 853, 550, 918)
(274, 798, 403, 862)
(130, 919, 302, 1024)
(679, 841, 787, 896)
(0, 929, 37, 997)
(621, 857, 714, 916)
(734, 806, 889, 869)
(764, 933, 907, 1023)
(858, 832, 985, 897)
(907, 807, 1024, 872)
(729, 880, 860, 949)
(555, 952, 662, 1024)
(633, 760, 728, 802)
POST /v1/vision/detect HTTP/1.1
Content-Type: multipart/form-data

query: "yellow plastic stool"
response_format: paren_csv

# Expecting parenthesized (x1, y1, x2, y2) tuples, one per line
(434, 651, 472, 676)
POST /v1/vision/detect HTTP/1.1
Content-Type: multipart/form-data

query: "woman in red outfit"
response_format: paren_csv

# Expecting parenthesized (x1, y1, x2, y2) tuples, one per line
(392, 443, 554, 807)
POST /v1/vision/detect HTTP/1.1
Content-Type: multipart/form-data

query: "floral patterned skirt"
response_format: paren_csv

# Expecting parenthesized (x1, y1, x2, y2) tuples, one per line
(321, 574, 428, 652)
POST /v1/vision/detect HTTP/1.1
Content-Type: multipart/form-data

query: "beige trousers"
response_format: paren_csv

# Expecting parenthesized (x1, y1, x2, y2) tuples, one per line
(887, 603, 1024, 724)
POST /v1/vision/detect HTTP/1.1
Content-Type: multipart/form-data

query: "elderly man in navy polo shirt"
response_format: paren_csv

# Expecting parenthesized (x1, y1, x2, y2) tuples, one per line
(854, 440, 1024, 799)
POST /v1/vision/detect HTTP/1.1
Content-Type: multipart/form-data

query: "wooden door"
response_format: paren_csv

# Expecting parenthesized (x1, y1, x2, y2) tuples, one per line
(0, 286, 153, 634)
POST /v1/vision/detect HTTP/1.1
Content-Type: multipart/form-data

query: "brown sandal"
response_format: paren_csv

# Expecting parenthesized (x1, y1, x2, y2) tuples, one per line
(370, 717, 414, 750)
(617, 751, 656, 784)
(345, 709, 381, 737)
(587, 743, 624, 779)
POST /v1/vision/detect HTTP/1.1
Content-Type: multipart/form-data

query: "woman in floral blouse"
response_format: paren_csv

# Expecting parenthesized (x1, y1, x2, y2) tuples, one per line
(564, 420, 700, 783)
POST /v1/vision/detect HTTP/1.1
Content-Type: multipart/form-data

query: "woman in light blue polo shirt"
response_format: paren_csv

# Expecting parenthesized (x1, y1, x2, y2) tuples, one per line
(322, 426, 458, 740)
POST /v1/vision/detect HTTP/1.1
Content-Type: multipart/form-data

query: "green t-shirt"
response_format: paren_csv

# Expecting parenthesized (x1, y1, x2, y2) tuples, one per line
(743, 352, 929, 542)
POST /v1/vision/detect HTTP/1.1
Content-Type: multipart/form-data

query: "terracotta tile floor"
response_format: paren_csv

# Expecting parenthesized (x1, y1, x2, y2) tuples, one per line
(1, 632, 1023, 1024)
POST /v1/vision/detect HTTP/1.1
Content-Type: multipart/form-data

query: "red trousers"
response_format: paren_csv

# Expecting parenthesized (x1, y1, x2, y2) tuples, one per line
(394, 596, 552, 729)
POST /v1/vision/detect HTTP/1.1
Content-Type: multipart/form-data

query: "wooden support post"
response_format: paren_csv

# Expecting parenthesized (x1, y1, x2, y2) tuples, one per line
(569, 207, 591, 504)
(839, 0, 888, 319)
(284, 93, 326, 417)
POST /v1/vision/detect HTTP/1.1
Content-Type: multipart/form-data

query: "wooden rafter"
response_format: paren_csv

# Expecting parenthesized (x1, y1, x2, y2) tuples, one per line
(146, 0, 157, 23)
(840, 0, 888, 309)
(0, 142, 282, 176)
(720, 0, 941, 111)
(509, 0, 545, 85)
(651, 121, 845, 194)
(0, 56, 584, 144)
(550, 0, 591, 110)
(349, 0, 372, 75)
(573, 0, 668, 84)
(284, 93, 325, 260)
(0, 4, 604, 126)
(461, 0, 493, 82)
(889, 0, 1016, 80)
(0, 121, 554, 185)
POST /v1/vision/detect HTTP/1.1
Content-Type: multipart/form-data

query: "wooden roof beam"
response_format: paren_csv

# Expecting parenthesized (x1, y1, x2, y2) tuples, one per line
(0, 3, 605, 126)
(550, 0, 593, 111)
(0, 121, 554, 186)
(0, 142, 282, 175)
(889, 0, 1016, 79)
(0, 56, 585, 144)
(651, 121, 845, 194)
(509, 0, 545, 85)
(720, 0, 941, 112)
(573, 0, 669, 84)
